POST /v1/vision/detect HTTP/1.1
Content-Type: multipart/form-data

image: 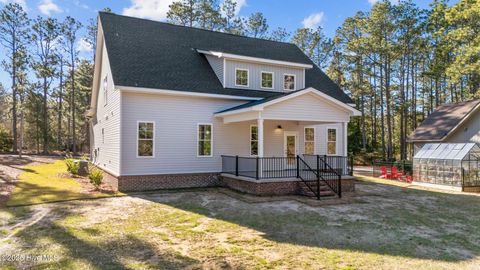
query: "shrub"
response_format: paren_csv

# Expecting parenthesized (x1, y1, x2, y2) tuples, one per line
(65, 153, 80, 175)
(88, 164, 103, 189)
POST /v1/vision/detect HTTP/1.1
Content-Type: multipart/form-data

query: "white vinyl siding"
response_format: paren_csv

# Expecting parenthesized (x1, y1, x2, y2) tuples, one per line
(205, 55, 224, 86)
(225, 59, 304, 92)
(103, 76, 108, 106)
(91, 39, 121, 175)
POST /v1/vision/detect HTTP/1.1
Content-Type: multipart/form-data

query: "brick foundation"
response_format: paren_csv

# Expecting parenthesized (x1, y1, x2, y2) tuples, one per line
(220, 176, 300, 196)
(97, 167, 356, 194)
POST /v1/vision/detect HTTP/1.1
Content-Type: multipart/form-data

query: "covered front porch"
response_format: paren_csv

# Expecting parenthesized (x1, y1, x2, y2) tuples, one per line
(214, 88, 360, 198)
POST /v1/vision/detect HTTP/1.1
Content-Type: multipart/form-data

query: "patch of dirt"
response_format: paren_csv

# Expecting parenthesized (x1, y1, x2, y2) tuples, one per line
(0, 155, 61, 207)
(56, 172, 116, 195)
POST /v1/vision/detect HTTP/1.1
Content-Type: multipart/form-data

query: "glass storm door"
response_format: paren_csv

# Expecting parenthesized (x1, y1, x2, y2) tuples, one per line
(284, 132, 297, 166)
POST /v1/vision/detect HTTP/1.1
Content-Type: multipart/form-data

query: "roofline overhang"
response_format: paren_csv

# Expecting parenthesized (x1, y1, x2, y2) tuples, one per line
(117, 85, 263, 101)
(197, 49, 314, 69)
(215, 87, 361, 117)
(406, 138, 445, 143)
(408, 100, 480, 143)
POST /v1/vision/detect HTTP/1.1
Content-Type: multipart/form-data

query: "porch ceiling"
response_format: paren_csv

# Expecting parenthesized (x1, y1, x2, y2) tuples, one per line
(215, 87, 361, 124)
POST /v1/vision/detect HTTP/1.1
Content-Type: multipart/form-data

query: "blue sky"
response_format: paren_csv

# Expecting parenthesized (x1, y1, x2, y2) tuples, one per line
(0, 0, 453, 90)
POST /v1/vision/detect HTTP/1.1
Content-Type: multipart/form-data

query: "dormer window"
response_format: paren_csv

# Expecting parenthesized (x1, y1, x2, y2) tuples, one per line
(261, 71, 273, 89)
(235, 68, 249, 87)
(284, 74, 295, 90)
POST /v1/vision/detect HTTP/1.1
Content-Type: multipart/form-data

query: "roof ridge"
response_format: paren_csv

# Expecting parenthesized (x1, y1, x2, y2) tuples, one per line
(98, 11, 298, 47)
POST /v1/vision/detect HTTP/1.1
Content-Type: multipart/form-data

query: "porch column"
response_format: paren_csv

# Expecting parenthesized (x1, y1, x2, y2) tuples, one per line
(257, 118, 264, 157)
(258, 118, 264, 178)
(343, 122, 348, 156)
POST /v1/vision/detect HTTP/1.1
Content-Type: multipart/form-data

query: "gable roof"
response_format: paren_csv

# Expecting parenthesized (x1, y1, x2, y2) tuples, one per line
(98, 12, 353, 104)
(215, 87, 361, 116)
(408, 99, 480, 142)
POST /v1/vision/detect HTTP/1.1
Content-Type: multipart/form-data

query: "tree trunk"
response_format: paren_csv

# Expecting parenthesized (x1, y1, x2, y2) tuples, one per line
(58, 59, 63, 147)
(43, 77, 48, 154)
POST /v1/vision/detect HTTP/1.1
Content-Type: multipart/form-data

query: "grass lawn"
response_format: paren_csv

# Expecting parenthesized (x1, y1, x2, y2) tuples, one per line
(1, 175, 480, 269)
(6, 160, 123, 206)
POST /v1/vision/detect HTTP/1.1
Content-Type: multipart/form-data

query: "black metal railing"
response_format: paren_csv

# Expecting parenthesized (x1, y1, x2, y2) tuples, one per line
(221, 155, 343, 198)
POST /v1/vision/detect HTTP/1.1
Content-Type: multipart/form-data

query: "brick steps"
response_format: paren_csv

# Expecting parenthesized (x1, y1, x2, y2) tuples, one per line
(298, 181, 337, 198)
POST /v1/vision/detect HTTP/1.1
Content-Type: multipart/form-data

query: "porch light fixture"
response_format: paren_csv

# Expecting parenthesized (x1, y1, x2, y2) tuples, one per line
(277, 125, 282, 129)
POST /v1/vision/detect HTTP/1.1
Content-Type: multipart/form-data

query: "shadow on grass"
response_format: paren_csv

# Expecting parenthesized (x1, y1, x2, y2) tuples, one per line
(135, 181, 480, 263)
(1, 201, 200, 269)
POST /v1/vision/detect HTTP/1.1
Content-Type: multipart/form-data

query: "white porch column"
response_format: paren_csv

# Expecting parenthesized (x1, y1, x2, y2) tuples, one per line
(343, 121, 349, 175)
(257, 118, 264, 157)
(257, 118, 264, 179)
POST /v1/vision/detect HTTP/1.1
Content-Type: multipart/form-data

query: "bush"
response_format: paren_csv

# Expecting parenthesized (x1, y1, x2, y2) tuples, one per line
(65, 153, 80, 175)
(88, 164, 103, 189)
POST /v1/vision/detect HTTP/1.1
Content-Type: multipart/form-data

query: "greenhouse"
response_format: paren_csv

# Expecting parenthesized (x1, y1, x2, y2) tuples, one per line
(413, 143, 480, 189)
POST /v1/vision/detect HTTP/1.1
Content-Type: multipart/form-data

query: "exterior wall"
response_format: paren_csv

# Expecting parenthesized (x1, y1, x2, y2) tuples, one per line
(445, 108, 480, 144)
(120, 92, 347, 176)
(262, 93, 350, 122)
(224, 59, 305, 92)
(91, 40, 121, 176)
(205, 55, 224, 85)
(120, 93, 249, 175)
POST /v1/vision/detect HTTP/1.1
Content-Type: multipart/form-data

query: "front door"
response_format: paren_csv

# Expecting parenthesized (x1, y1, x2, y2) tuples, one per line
(284, 132, 298, 166)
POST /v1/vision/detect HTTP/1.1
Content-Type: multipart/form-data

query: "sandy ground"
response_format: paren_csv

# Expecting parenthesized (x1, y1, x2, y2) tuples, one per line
(0, 155, 61, 206)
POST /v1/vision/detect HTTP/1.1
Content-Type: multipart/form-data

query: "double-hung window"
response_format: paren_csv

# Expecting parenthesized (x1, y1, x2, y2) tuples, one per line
(261, 72, 273, 89)
(235, 69, 249, 87)
(327, 128, 337, 155)
(137, 122, 154, 157)
(304, 127, 315, 155)
(198, 124, 212, 157)
(284, 74, 295, 90)
(250, 125, 258, 156)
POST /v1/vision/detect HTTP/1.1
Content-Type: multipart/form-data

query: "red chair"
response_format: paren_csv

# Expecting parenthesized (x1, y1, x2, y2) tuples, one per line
(380, 166, 391, 179)
(391, 167, 399, 180)
(406, 175, 413, 183)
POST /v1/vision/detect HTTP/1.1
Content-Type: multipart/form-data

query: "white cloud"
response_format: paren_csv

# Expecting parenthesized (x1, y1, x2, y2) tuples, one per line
(122, 0, 174, 21)
(302, 12, 324, 29)
(368, 0, 399, 5)
(77, 38, 93, 53)
(38, 0, 62, 15)
(0, 0, 28, 10)
(368, 0, 379, 4)
(232, 0, 246, 15)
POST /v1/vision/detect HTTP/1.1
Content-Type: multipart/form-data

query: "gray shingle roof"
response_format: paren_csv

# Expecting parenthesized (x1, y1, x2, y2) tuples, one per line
(99, 12, 353, 103)
(408, 99, 480, 142)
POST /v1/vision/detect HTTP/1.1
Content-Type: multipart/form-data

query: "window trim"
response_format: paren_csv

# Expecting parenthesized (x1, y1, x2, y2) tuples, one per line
(260, 71, 274, 90)
(136, 121, 155, 159)
(326, 127, 338, 156)
(197, 123, 213, 158)
(250, 124, 258, 156)
(235, 68, 249, 87)
(103, 75, 108, 106)
(304, 127, 315, 155)
(283, 73, 296, 91)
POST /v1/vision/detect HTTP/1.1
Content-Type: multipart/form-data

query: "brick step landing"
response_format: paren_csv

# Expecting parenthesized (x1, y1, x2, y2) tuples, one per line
(299, 181, 337, 198)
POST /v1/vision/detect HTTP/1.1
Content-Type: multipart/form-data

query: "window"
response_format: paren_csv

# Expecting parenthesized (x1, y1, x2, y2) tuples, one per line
(327, 128, 337, 155)
(137, 122, 154, 157)
(250, 125, 258, 156)
(235, 69, 249, 87)
(103, 76, 108, 106)
(198, 124, 212, 157)
(304, 127, 315, 155)
(261, 72, 273, 89)
(284, 74, 295, 90)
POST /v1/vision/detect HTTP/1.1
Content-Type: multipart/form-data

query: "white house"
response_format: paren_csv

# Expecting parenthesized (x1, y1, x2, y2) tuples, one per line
(87, 12, 360, 198)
